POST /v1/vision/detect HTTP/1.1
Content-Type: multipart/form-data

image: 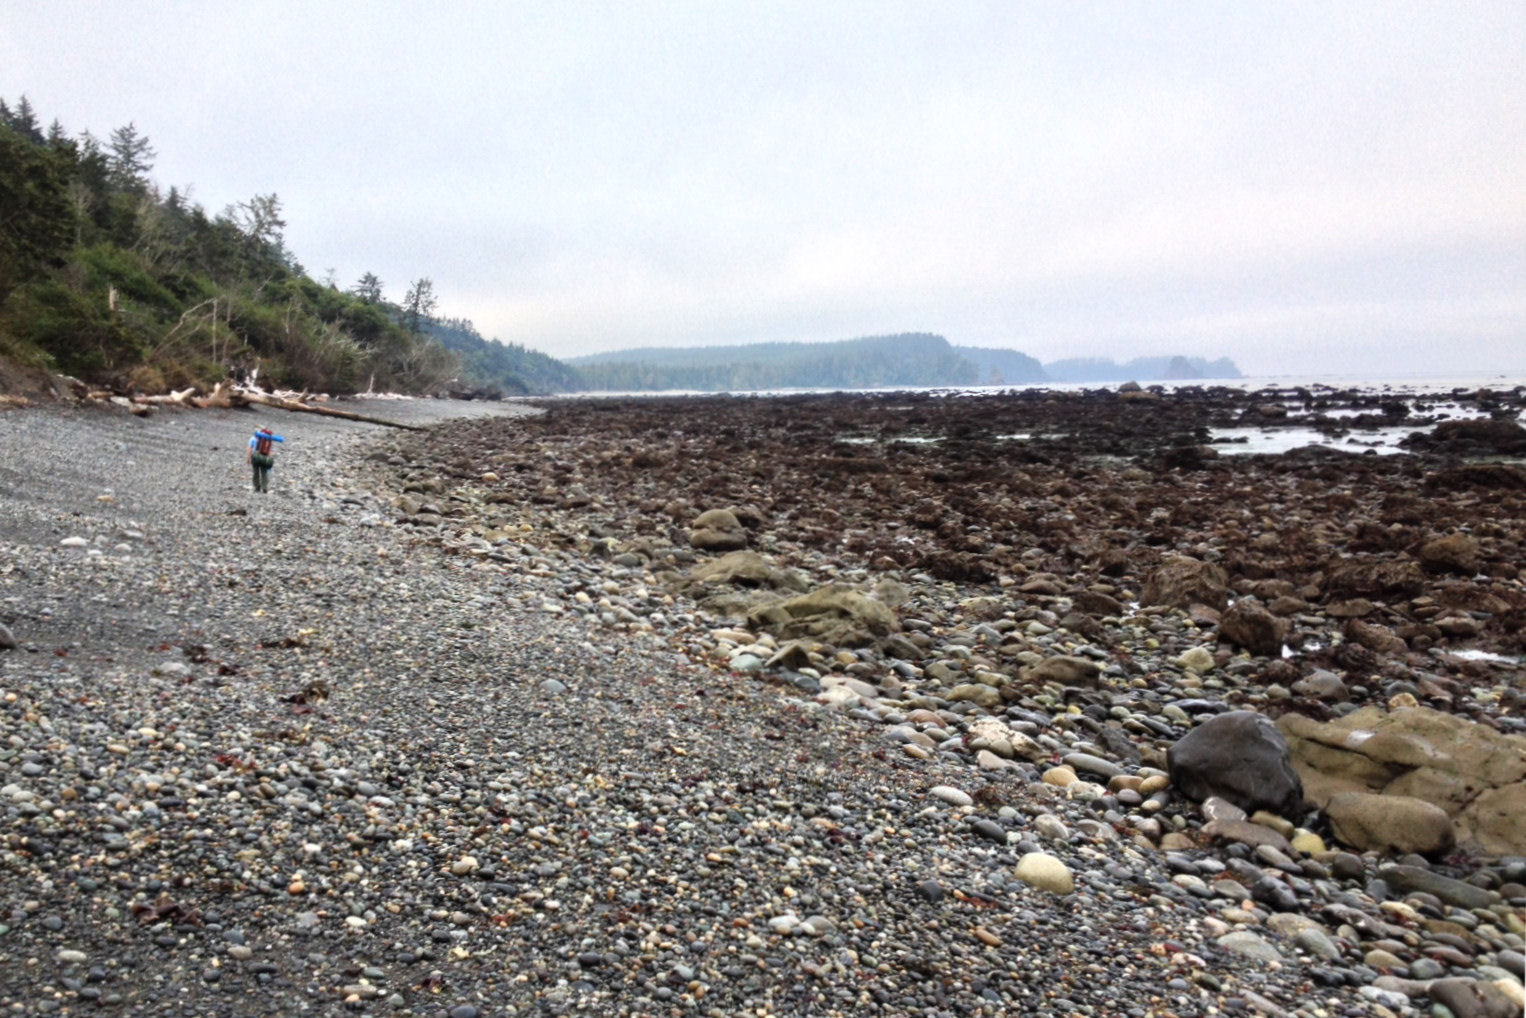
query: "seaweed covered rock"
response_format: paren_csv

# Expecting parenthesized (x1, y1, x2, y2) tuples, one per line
(1142, 555, 1230, 611)
(746, 584, 900, 648)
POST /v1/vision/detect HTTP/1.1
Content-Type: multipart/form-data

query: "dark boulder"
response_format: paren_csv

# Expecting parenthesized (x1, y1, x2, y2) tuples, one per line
(1424, 463, 1526, 491)
(1416, 533, 1481, 575)
(1432, 418, 1526, 453)
(1324, 556, 1426, 601)
(1217, 599, 1287, 657)
(1142, 555, 1230, 611)
(1168, 711, 1305, 818)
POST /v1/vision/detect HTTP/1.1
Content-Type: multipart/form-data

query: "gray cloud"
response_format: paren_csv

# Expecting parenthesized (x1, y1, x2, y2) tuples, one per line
(3, 1, 1522, 376)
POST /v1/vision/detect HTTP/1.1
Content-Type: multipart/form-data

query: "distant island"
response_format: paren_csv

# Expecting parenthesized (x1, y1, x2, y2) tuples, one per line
(1045, 355, 1242, 383)
(569, 334, 1240, 392)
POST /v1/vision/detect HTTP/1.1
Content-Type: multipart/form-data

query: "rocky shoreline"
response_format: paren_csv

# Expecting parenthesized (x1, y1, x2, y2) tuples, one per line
(1, 386, 1523, 1018)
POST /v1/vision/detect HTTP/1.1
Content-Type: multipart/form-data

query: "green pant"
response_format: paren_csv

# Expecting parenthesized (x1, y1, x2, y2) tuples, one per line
(251, 453, 273, 492)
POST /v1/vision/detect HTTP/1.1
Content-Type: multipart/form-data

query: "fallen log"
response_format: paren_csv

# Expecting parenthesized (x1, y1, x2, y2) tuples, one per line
(237, 390, 425, 430)
(132, 387, 198, 406)
(72, 376, 425, 431)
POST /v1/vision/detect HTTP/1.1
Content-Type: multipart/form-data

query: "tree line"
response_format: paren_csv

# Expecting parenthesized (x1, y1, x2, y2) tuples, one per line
(568, 333, 982, 392)
(0, 95, 563, 396)
(570, 335, 1243, 392)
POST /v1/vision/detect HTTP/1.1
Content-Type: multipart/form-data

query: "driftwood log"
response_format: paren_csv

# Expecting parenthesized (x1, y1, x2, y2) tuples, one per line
(232, 390, 425, 430)
(54, 372, 427, 431)
(103, 380, 427, 431)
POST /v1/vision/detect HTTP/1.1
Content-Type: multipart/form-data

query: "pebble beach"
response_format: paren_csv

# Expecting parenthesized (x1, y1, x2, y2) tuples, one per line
(1, 388, 1523, 1018)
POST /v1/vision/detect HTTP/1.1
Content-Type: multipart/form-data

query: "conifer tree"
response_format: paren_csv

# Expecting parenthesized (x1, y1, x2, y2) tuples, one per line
(352, 272, 384, 304)
(402, 278, 437, 335)
(107, 122, 155, 189)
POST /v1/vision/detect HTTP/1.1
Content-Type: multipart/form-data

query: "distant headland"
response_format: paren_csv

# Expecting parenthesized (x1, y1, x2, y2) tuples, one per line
(567, 333, 1241, 392)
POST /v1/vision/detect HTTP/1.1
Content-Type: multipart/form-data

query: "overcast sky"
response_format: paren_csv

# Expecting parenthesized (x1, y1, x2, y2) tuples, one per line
(3, 2, 1523, 376)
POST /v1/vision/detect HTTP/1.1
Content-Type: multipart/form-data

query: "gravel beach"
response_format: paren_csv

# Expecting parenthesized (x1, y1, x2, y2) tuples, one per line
(1, 392, 1523, 1018)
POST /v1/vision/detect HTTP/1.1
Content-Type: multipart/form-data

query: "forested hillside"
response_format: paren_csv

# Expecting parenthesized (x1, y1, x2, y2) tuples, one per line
(426, 317, 583, 395)
(953, 345, 1048, 384)
(0, 95, 562, 396)
(569, 335, 1243, 393)
(569, 333, 980, 391)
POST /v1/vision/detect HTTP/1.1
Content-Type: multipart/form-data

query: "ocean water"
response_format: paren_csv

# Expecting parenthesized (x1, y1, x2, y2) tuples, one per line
(557, 371, 1526, 402)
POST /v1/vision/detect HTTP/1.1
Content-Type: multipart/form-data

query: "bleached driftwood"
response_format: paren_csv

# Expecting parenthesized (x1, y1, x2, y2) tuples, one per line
(235, 389, 424, 430)
(131, 387, 198, 406)
(68, 373, 423, 431)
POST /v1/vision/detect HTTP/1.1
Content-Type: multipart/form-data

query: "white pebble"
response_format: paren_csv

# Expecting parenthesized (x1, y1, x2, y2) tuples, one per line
(928, 785, 972, 807)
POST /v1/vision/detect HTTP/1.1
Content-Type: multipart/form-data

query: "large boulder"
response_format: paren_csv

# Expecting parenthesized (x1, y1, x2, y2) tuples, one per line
(1416, 534, 1481, 575)
(1431, 418, 1526, 454)
(1343, 618, 1408, 656)
(1424, 463, 1526, 491)
(688, 509, 748, 551)
(1217, 599, 1287, 657)
(1142, 555, 1230, 611)
(1278, 706, 1526, 856)
(1326, 791, 1455, 856)
(1167, 711, 1304, 819)
(746, 584, 900, 648)
(1323, 556, 1426, 601)
(688, 551, 808, 591)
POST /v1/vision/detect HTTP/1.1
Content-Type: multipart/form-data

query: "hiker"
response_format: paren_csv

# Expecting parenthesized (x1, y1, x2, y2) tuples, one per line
(247, 426, 284, 493)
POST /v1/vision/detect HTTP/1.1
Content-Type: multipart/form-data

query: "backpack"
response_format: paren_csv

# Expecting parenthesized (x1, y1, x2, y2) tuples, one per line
(255, 433, 273, 455)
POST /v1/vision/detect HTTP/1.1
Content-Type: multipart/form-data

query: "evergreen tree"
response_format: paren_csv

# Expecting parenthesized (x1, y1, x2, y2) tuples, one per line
(352, 272, 384, 304)
(402, 277, 436, 335)
(0, 121, 74, 298)
(107, 122, 155, 190)
(13, 96, 43, 143)
(230, 192, 284, 247)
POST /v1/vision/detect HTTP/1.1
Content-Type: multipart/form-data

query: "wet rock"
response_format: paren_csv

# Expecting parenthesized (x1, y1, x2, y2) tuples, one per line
(1429, 418, 1526, 454)
(1343, 618, 1408, 655)
(1418, 534, 1483, 575)
(1324, 556, 1426, 601)
(1168, 710, 1304, 818)
(1218, 599, 1287, 657)
(1425, 463, 1526, 491)
(1142, 555, 1230, 611)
